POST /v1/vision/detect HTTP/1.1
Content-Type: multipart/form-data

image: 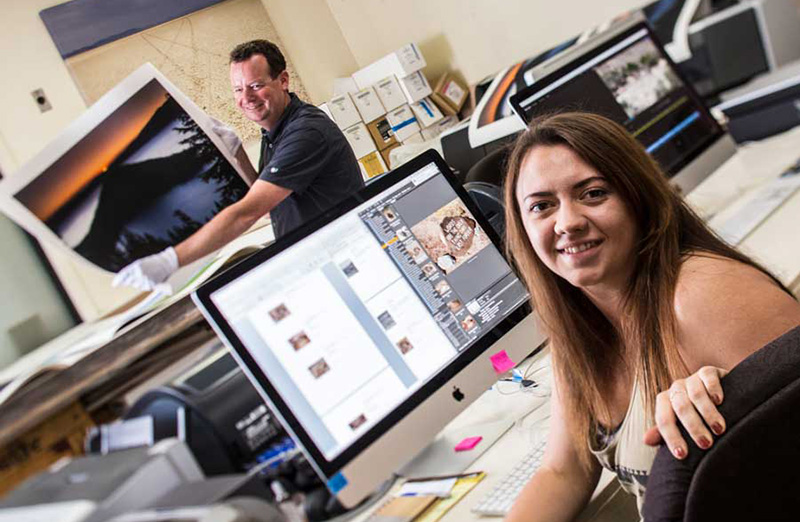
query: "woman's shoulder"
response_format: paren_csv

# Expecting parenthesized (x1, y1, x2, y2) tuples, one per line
(674, 253, 800, 370)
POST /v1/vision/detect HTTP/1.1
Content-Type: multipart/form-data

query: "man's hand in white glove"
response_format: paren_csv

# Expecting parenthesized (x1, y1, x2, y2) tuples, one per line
(112, 247, 179, 292)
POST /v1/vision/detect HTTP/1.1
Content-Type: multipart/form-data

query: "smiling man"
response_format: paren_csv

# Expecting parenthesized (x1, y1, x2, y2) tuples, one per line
(114, 40, 363, 291)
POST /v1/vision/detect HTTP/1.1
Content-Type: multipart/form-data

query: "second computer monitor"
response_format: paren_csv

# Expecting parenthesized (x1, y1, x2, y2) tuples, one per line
(510, 18, 736, 194)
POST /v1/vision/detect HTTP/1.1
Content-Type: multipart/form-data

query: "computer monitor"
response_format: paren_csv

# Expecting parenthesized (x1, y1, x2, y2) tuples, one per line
(192, 150, 546, 507)
(509, 17, 737, 194)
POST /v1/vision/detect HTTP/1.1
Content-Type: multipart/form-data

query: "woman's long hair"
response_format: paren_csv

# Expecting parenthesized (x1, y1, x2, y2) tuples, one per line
(503, 112, 783, 465)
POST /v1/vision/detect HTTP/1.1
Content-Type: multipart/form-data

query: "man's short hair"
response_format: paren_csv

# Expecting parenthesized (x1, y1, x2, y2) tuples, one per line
(229, 40, 286, 78)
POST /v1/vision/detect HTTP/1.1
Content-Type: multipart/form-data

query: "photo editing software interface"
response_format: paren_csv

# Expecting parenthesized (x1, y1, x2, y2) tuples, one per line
(513, 25, 721, 176)
(210, 162, 528, 461)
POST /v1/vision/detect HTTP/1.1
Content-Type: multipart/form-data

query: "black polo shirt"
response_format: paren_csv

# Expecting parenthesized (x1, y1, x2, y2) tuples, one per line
(258, 93, 363, 238)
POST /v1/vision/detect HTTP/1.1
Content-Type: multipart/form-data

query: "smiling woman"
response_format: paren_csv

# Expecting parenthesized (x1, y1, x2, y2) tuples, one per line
(500, 112, 800, 521)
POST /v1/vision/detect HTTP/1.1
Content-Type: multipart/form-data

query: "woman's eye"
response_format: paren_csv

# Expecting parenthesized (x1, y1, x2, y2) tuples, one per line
(583, 188, 608, 200)
(528, 201, 551, 213)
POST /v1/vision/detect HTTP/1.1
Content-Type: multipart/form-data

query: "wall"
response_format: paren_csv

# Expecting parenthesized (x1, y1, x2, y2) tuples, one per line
(0, 0, 132, 324)
(261, 0, 358, 104)
(323, 0, 650, 89)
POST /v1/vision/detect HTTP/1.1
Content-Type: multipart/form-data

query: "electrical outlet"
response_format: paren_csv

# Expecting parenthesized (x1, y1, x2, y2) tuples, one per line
(31, 88, 52, 113)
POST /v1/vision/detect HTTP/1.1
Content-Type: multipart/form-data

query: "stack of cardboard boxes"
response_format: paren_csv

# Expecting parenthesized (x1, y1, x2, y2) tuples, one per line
(319, 43, 467, 182)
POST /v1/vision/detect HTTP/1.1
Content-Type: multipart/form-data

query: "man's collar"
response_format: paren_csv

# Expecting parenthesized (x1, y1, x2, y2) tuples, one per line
(261, 93, 300, 142)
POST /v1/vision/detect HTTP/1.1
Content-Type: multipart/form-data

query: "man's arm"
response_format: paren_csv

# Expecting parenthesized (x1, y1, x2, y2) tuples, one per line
(175, 179, 290, 266)
(112, 179, 290, 291)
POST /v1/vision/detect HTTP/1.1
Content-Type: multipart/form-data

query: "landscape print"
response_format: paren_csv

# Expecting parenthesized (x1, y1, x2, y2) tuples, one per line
(13, 78, 248, 272)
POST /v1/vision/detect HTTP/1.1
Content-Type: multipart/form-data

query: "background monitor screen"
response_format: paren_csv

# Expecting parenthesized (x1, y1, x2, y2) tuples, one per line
(193, 150, 537, 504)
(510, 21, 726, 180)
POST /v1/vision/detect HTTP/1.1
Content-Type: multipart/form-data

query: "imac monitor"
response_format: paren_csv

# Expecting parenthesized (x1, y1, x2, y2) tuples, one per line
(192, 150, 546, 507)
(510, 18, 736, 194)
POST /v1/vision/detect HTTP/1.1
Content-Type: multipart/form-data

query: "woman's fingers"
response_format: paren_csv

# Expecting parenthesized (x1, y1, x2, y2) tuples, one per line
(653, 367, 730, 459)
(643, 425, 663, 446)
(697, 366, 729, 406)
(654, 388, 688, 459)
(684, 373, 725, 438)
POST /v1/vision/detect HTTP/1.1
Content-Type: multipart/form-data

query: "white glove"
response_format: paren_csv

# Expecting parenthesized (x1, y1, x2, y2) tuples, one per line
(112, 247, 179, 292)
(209, 117, 242, 156)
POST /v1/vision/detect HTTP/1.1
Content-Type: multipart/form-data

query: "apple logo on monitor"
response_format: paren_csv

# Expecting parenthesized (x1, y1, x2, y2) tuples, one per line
(452, 386, 465, 402)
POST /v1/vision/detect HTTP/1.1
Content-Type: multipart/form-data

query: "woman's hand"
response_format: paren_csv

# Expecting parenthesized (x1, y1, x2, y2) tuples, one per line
(643, 366, 729, 459)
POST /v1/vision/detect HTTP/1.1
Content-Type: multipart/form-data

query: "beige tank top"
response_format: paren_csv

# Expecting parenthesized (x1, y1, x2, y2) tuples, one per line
(588, 378, 658, 517)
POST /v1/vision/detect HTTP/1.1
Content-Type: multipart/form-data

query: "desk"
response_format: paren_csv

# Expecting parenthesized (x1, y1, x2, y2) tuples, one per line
(345, 349, 638, 522)
(687, 124, 800, 294)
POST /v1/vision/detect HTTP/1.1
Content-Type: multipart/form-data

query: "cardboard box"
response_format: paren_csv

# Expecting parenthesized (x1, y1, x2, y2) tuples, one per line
(374, 75, 406, 112)
(385, 105, 421, 142)
(399, 71, 432, 104)
(401, 131, 424, 144)
(333, 77, 359, 96)
(410, 98, 444, 128)
(380, 141, 402, 168)
(432, 72, 468, 113)
(358, 150, 389, 181)
(328, 93, 361, 130)
(352, 43, 426, 89)
(351, 86, 386, 123)
(366, 117, 397, 151)
(317, 102, 334, 121)
(421, 115, 460, 141)
(343, 122, 378, 159)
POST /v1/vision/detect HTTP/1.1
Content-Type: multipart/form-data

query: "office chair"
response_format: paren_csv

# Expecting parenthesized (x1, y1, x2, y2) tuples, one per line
(463, 145, 511, 239)
(643, 325, 800, 522)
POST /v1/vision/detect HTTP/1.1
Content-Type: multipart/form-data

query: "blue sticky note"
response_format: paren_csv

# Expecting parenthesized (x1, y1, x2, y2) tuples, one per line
(327, 472, 348, 494)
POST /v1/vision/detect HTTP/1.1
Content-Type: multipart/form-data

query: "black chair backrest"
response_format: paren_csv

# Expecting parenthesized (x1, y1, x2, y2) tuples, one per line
(643, 325, 800, 522)
(464, 181, 505, 239)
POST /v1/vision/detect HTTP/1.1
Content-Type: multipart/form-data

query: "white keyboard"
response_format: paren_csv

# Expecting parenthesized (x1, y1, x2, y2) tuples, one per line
(471, 438, 547, 516)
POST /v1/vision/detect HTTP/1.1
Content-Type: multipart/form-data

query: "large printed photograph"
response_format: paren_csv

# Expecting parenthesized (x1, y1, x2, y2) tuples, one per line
(8, 70, 248, 272)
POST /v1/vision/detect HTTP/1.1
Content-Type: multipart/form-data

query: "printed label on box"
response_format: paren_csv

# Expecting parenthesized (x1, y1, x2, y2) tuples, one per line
(443, 80, 466, 107)
(375, 75, 406, 112)
(343, 122, 378, 159)
(400, 71, 432, 104)
(352, 87, 385, 123)
(328, 94, 361, 129)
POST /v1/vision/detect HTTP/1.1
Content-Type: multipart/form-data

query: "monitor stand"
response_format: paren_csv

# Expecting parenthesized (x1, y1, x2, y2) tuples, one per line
(396, 417, 514, 479)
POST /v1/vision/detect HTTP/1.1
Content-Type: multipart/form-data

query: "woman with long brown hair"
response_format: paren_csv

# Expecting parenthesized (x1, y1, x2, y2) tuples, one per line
(503, 112, 800, 520)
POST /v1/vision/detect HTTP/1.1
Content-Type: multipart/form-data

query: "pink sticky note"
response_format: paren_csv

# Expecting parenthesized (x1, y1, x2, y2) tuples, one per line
(490, 350, 515, 374)
(455, 436, 483, 452)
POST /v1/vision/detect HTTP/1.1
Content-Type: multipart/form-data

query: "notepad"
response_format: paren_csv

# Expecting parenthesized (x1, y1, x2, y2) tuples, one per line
(365, 495, 438, 521)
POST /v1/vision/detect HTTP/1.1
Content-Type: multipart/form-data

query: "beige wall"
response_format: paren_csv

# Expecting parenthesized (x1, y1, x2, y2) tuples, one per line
(323, 0, 650, 87)
(0, 0, 138, 321)
(262, 0, 358, 104)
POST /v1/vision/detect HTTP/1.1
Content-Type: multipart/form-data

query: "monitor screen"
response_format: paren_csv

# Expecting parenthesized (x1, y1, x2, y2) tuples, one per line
(193, 150, 535, 501)
(510, 21, 726, 180)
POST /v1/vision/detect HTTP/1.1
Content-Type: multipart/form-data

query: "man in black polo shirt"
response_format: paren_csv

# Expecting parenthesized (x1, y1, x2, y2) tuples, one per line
(114, 40, 363, 291)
